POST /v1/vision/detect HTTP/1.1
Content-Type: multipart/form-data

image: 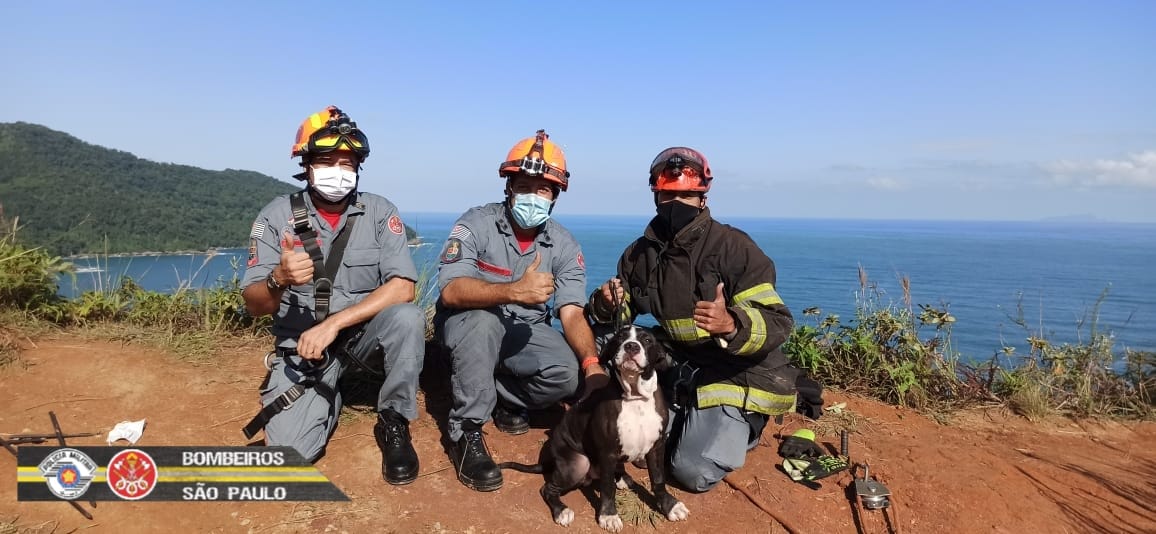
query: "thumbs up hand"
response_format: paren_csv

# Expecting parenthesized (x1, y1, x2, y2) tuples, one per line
(278, 230, 314, 286)
(694, 282, 736, 336)
(512, 252, 555, 305)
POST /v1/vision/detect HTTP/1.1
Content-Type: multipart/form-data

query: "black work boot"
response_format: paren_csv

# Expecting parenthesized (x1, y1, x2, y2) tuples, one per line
(374, 409, 419, 485)
(452, 423, 502, 492)
(492, 403, 530, 435)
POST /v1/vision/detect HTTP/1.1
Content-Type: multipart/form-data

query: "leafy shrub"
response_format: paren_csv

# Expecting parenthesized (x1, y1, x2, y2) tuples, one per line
(784, 267, 972, 410)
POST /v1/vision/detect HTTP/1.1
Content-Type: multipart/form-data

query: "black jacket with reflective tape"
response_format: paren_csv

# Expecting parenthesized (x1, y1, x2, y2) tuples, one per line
(589, 208, 798, 415)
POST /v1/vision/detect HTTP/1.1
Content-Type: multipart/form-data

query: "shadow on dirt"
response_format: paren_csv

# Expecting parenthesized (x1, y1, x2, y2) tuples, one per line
(1015, 448, 1156, 534)
(336, 340, 453, 426)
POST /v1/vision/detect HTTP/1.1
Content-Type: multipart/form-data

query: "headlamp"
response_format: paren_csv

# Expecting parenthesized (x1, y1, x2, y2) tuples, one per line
(308, 115, 368, 155)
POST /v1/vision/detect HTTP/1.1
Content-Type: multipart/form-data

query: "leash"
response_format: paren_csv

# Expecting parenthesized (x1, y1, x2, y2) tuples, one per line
(610, 278, 626, 333)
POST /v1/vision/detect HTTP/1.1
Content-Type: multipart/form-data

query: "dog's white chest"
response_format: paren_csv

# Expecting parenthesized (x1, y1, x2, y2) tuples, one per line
(616, 397, 663, 462)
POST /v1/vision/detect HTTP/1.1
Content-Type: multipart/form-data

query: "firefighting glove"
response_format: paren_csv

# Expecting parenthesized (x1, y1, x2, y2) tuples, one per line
(803, 455, 849, 480)
(782, 455, 850, 483)
(778, 429, 825, 460)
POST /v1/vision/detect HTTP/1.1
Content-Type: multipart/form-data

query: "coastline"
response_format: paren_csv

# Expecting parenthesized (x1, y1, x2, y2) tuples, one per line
(67, 239, 428, 261)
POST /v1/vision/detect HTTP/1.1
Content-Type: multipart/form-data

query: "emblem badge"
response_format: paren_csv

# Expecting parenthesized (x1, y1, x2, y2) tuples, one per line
(247, 238, 259, 267)
(37, 448, 97, 500)
(441, 238, 462, 263)
(107, 449, 159, 500)
(388, 215, 404, 235)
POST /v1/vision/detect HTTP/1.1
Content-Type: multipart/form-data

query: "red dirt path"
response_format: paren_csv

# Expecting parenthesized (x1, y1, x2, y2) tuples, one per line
(2, 337, 1154, 533)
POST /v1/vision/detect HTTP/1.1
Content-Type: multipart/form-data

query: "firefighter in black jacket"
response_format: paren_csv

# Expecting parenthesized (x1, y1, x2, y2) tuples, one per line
(587, 146, 821, 492)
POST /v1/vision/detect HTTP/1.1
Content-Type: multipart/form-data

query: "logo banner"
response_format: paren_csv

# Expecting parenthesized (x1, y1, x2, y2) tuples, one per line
(17, 446, 348, 502)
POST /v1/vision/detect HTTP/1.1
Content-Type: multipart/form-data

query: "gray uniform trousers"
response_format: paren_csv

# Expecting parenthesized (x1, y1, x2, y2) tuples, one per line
(437, 308, 580, 442)
(261, 302, 426, 462)
(593, 324, 767, 493)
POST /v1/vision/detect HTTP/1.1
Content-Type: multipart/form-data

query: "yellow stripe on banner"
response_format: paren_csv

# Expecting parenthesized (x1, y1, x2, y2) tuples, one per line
(18, 466, 328, 484)
(156, 467, 319, 473)
(18, 474, 108, 483)
(19, 475, 328, 483)
(19, 466, 319, 473)
(17, 467, 107, 483)
(160, 475, 331, 483)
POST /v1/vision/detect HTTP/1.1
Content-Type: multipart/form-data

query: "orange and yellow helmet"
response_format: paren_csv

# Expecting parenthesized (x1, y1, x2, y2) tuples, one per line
(498, 129, 569, 191)
(649, 147, 712, 193)
(290, 106, 370, 161)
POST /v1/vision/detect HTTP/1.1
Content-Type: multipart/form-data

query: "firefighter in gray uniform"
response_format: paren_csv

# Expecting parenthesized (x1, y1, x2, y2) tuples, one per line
(240, 106, 425, 485)
(435, 130, 608, 492)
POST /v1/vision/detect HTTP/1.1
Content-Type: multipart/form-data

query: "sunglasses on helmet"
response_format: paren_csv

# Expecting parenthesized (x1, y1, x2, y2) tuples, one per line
(308, 117, 369, 154)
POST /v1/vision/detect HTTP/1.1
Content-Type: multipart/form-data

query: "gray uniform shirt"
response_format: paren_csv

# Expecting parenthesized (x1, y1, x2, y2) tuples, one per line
(436, 202, 587, 324)
(241, 190, 418, 345)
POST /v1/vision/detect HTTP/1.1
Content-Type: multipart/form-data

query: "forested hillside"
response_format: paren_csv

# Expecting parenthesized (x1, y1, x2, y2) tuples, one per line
(0, 122, 412, 255)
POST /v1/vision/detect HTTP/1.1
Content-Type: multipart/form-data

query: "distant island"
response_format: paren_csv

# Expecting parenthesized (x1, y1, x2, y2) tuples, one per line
(0, 122, 416, 256)
(1037, 214, 1108, 223)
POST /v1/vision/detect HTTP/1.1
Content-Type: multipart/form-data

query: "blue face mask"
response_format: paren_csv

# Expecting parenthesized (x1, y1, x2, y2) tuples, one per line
(510, 193, 553, 229)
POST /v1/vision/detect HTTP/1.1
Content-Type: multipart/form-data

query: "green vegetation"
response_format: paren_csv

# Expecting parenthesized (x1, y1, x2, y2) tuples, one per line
(0, 213, 267, 360)
(0, 122, 416, 256)
(992, 288, 1154, 419)
(783, 265, 1154, 421)
(1, 209, 1152, 422)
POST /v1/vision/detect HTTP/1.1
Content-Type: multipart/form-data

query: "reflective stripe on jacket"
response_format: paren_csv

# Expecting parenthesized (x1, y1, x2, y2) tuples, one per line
(588, 207, 797, 415)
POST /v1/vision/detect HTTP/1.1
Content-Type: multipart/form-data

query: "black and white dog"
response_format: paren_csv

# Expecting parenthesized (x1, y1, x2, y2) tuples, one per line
(500, 325, 690, 531)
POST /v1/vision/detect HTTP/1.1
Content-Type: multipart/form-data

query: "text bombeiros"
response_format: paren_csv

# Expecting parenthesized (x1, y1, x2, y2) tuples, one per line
(181, 451, 285, 466)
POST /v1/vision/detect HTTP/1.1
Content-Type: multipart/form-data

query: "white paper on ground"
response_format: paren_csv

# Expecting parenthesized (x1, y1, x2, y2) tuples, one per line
(106, 419, 147, 444)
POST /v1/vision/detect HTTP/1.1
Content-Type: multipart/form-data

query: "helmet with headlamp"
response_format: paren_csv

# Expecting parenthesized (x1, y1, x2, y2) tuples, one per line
(649, 147, 712, 193)
(498, 129, 570, 192)
(291, 106, 370, 169)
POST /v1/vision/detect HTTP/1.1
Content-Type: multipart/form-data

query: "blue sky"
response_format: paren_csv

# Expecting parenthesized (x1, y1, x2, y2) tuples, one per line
(2, 1, 1153, 221)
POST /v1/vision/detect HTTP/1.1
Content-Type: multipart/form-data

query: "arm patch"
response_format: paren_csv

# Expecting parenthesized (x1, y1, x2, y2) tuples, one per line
(441, 238, 463, 263)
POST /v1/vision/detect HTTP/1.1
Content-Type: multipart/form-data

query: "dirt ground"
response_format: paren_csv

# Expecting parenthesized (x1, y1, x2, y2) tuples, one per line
(2, 336, 1154, 534)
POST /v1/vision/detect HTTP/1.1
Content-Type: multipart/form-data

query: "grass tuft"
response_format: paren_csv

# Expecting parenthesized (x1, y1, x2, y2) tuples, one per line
(614, 487, 662, 528)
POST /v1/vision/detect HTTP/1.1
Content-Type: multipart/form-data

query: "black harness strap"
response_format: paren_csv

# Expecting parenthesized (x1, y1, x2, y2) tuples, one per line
(242, 350, 339, 440)
(289, 191, 358, 321)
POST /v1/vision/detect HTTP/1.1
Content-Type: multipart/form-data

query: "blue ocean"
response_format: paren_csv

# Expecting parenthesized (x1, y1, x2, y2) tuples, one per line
(62, 214, 1156, 362)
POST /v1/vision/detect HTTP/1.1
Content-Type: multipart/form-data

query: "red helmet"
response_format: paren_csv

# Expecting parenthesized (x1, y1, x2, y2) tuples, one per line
(649, 147, 712, 193)
(498, 129, 570, 191)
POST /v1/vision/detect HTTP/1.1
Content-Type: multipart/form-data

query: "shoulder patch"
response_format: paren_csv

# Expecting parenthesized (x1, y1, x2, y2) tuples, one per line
(449, 224, 471, 240)
(577, 252, 585, 270)
(441, 238, 463, 263)
(388, 215, 404, 235)
(247, 238, 258, 267)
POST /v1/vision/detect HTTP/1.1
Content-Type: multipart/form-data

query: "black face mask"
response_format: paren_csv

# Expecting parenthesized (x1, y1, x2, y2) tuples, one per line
(655, 201, 701, 237)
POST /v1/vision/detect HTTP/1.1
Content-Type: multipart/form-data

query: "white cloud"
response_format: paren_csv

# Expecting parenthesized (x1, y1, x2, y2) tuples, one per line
(1043, 150, 1156, 189)
(866, 176, 905, 191)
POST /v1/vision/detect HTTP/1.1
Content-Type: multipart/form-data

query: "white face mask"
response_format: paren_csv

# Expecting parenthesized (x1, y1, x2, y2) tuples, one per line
(310, 165, 358, 202)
